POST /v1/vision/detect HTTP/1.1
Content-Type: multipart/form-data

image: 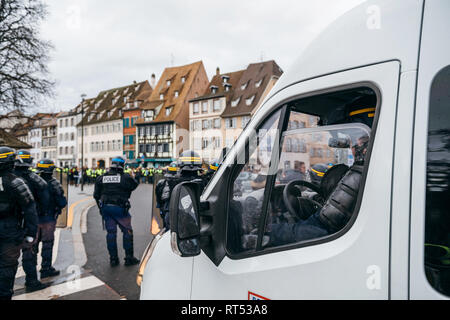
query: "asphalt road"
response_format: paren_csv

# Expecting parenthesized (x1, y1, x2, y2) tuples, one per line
(82, 183, 154, 300)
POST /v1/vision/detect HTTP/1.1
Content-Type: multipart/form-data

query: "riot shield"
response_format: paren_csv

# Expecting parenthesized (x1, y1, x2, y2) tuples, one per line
(54, 170, 69, 228)
(151, 173, 165, 235)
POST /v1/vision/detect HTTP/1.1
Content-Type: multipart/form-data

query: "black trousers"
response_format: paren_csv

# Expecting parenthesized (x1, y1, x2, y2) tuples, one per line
(0, 238, 21, 300)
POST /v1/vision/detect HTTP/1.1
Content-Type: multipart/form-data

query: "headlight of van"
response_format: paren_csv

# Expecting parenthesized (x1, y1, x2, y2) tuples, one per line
(136, 229, 166, 287)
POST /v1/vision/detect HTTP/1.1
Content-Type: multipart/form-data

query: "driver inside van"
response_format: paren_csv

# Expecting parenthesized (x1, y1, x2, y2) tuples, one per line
(268, 134, 369, 246)
(268, 95, 375, 247)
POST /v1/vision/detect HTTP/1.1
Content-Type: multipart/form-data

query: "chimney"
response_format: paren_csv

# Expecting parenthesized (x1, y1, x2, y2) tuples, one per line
(216, 67, 220, 76)
(150, 73, 156, 88)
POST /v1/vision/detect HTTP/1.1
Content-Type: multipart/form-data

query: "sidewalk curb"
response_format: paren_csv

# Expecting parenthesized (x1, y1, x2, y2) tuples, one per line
(70, 198, 96, 268)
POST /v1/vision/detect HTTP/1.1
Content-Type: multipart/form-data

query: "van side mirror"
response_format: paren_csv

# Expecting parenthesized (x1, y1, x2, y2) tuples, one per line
(169, 182, 201, 257)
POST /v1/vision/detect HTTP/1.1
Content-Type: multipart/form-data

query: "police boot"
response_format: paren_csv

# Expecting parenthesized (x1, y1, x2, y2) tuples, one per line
(110, 256, 120, 267)
(40, 267, 60, 279)
(25, 279, 50, 293)
(124, 256, 140, 266)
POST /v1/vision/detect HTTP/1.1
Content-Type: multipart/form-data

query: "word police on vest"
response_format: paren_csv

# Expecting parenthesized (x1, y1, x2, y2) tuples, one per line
(103, 175, 121, 184)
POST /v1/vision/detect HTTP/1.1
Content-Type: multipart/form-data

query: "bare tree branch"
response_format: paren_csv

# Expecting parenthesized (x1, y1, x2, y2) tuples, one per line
(0, 0, 54, 116)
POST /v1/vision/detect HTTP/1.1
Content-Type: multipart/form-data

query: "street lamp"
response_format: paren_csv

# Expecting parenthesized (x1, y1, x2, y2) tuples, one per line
(80, 93, 86, 191)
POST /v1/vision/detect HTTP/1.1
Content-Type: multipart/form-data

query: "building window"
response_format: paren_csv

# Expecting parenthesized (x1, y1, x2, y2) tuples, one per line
(166, 107, 173, 116)
(255, 79, 263, 88)
(242, 116, 251, 128)
(174, 91, 179, 98)
(181, 77, 186, 84)
(213, 99, 221, 111)
(214, 118, 221, 129)
(241, 82, 248, 90)
(225, 118, 237, 129)
(193, 103, 199, 114)
(160, 94, 164, 100)
(202, 101, 208, 113)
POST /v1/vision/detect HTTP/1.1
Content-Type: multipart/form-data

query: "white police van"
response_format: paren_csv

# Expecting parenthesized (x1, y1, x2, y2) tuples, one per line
(138, 0, 450, 300)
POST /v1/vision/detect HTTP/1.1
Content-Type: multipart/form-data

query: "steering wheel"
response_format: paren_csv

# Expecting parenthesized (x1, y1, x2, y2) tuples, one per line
(282, 180, 324, 220)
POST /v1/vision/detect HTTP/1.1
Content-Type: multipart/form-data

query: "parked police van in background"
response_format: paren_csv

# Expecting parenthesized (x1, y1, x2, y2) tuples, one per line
(138, 0, 450, 300)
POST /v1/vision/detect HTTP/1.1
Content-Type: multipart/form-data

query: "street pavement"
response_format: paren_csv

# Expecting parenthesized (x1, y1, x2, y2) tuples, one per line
(82, 183, 154, 300)
(12, 182, 154, 300)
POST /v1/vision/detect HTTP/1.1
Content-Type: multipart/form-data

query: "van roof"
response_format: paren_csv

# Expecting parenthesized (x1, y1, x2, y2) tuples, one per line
(267, 0, 424, 102)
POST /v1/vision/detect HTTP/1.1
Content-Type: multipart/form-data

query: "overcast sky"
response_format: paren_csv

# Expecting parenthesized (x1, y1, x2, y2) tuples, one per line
(40, 0, 365, 113)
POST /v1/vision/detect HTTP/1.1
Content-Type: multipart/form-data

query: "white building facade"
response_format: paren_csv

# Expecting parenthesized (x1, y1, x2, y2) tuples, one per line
(77, 119, 123, 169)
(57, 111, 79, 167)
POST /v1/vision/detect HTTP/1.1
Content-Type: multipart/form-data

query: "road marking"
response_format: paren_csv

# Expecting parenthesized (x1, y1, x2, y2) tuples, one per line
(151, 217, 161, 235)
(67, 197, 93, 228)
(12, 275, 104, 300)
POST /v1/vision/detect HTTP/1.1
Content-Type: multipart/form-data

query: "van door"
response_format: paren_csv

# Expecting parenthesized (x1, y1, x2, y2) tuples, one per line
(410, 0, 450, 299)
(192, 61, 400, 299)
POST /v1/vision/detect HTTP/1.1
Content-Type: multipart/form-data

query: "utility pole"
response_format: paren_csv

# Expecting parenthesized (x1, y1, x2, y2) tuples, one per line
(80, 93, 86, 192)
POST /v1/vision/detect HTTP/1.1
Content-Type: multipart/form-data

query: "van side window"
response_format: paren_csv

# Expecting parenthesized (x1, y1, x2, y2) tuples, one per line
(227, 110, 281, 254)
(226, 87, 378, 256)
(424, 65, 450, 297)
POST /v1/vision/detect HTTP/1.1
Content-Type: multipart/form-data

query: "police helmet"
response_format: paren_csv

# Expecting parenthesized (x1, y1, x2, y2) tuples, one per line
(37, 158, 56, 174)
(167, 161, 178, 173)
(0, 146, 16, 171)
(110, 156, 126, 170)
(346, 95, 377, 128)
(209, 159, 220, 173)
(309, 163, 329, 185)
(15, 149, 33, 168)
(178, 150, 202, 171)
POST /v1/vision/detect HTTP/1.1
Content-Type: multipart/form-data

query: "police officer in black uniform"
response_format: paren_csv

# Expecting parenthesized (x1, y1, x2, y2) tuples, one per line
(0, 147, 38, 300)
(14, 150, 51, 292)
(157, 151, 205, 230)
(93, 156, 140, 267)
(203, 159, 220, 184)
(155, 161, 179, 229)
(36, 159, 67, 279)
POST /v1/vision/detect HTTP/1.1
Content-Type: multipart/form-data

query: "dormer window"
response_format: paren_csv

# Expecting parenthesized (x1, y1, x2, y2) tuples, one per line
(255, 79, 263, 88)
(231, 97, 241, 107)
(210, 85, 218, 94)
(166, 80, 171, 86)
(160, 94, 164, 100)
(241, 82, 248, 90)
(124, 88, 129, 94)
(246, 95, 255, 106)
(107, 111, 112, 118)
(224, 83, 232, 92)
(181, 77, 186, 84)
(174, 91, 179, 98)
(135, 84, 141, 92)
(222, 75, 230, 83)
(113, 90, 119, 96)
(165, 107, 173, 116)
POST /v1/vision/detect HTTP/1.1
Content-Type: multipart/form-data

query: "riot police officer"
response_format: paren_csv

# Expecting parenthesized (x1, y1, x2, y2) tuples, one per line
(155, 161, 179, 229)
(93, 156, 140, 267)
(0, 147, 38, 300)
(14, 151, 51, 292)
(156, 151, 204, 230)
(204, 159, 220, 184)
(36, 159, 67, 279)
